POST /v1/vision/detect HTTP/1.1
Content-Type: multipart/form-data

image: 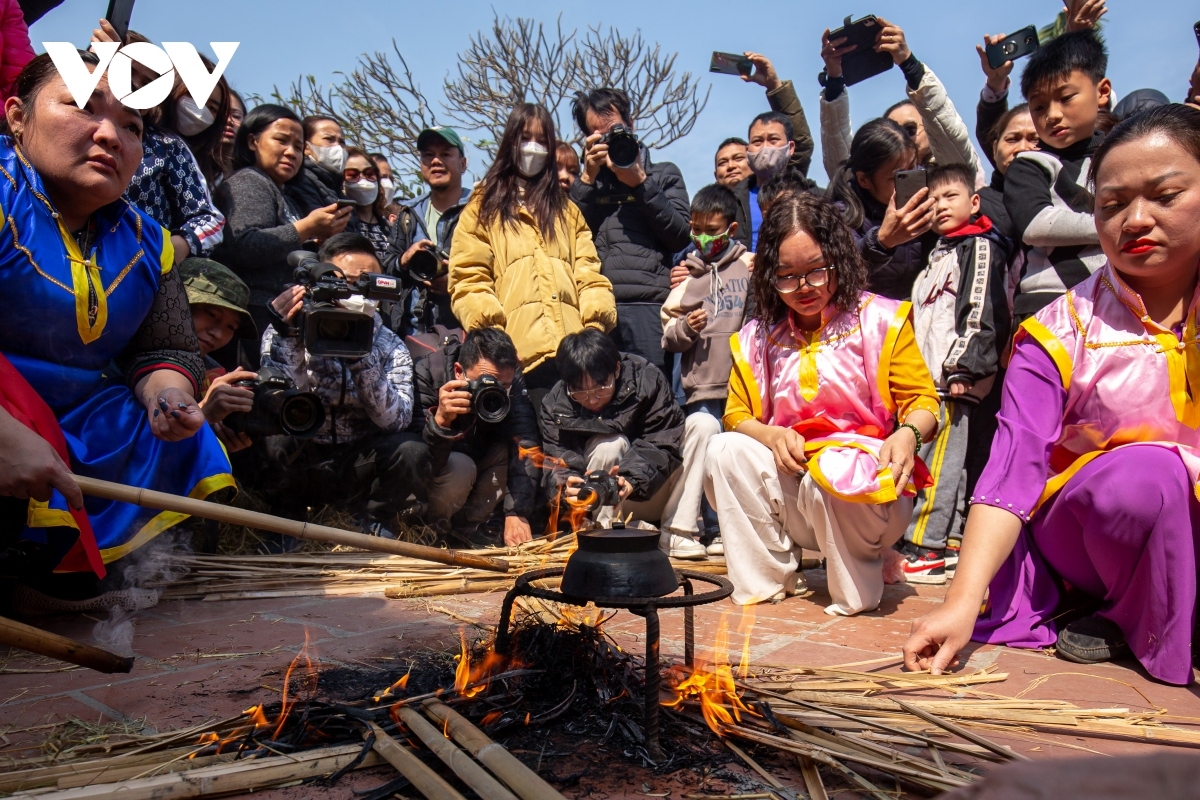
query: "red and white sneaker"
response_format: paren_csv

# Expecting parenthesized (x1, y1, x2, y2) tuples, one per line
(900, 544, 947, 585)
(945, 540, 961, 576)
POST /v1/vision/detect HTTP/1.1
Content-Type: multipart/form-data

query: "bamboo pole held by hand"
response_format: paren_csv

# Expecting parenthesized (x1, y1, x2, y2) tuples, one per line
(421, 699, 566, 800)
(73, 475, 510, 573)
(0, 615, 133, 673)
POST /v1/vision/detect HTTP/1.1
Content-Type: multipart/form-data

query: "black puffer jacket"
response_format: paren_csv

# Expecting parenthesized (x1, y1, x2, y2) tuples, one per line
(838, 180, 936, 302)
(569, 150, 690, 304)
(407, 336, 542, 518)
(539, 354, 684, 501)
(284, 157, 355, 224)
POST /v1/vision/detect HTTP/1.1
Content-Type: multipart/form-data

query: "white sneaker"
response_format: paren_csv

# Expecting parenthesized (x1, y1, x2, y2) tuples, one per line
(660, 532, 707, 560)
(705, 536, 724, 556)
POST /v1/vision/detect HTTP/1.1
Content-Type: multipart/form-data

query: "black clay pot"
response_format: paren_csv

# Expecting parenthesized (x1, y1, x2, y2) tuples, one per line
(560, 525, 679, 600)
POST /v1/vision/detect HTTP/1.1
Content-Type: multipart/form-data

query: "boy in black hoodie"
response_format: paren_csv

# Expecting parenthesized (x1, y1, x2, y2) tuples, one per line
(901, 164, 1011, 584)
(1004, 30, 1111, 323)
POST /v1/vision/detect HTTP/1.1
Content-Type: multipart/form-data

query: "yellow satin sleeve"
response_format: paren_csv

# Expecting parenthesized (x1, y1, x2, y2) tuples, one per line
(888, 316, 941, 423)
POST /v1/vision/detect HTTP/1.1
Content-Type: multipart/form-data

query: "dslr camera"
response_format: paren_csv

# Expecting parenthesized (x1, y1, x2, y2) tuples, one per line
(408, 245, 450, 284)
(600, 124, 641, 170)
(466, 374, 510, 424)
(287, 251, 405, 358)
(225, 365, 326, 439)
(576, 470, 623, 509)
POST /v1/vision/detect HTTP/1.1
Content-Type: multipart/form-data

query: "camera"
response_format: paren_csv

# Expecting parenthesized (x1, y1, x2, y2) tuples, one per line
(408, 245, 450, 283)
(466, 374, 510, 424)
(225, 365, 326, 439)
(576, 470, 622, 509)
(287, 251, 405, 358)
(600, 124, 641, 170)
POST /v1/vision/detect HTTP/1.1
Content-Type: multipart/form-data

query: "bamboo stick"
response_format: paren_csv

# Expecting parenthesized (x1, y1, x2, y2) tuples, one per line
(395, 708, 519, 800)
(894, 700, 1030, 762)
(421, 699, 566, 800)
(796, 757, 827, 800)
(0, 615, 133, 674)
(74, 475, 509, 573)
(9, 743, 383, 799)
(722, 741, 787, 792)
(365, 722, 465, 800)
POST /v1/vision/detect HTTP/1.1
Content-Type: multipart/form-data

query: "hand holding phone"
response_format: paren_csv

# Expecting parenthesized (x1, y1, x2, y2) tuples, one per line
(710, 51, 752, 77)
(892, 169, 928, 210)
(826, 15, 893, 86)
(105, 0, 135, 44)
(985, 26, 1039, 70)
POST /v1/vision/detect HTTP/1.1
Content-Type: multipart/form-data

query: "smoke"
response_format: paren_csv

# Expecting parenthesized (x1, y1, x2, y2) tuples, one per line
(91, 531, 192, 656)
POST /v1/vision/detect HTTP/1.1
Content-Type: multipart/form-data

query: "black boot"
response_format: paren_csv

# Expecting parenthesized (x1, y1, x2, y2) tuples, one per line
(1055, 614, 1130, 664)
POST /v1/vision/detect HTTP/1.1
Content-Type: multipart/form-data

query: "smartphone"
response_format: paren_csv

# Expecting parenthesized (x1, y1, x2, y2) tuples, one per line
(893, 169, 927, 209)
(710, 51, 752, 77)
(104, 0, 135, 43)
(335, 199, 358, 209)
(986, 25, 1040, 70)
(828, 15, 894, 86)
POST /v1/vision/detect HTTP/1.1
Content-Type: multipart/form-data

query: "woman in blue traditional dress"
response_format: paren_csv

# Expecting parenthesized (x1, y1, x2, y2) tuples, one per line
(0, 51, 232, 584)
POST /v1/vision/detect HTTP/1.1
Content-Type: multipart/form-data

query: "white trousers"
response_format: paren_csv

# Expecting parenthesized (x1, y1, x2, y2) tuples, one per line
(659, 412, 722, 537)
(703, 432, 912, 613)
(584, 434, 678, 527)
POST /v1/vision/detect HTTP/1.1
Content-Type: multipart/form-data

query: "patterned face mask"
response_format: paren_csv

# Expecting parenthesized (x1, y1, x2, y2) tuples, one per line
(690, 227, 731, 260)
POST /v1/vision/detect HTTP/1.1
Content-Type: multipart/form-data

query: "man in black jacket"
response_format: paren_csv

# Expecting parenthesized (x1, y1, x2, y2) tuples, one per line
(570, 88, 690, 380)
(540, 330, 703, 559)
(406, 327, 541, 546)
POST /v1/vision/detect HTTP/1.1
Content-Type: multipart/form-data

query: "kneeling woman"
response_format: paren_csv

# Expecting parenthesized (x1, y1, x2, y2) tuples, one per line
(904, 105, 1200, 685)
(0, 53, 232, 578)
(706, 193, 940, 613)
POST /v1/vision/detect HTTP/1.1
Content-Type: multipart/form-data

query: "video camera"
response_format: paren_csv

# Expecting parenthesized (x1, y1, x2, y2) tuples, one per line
(466, 375, 510, 424)
(408, 245, 450, 284)
(287, 251, 405, 358)
(601, 124, 641, 170)
(576, 470, 622, 509)
(225, 365, 325, 439)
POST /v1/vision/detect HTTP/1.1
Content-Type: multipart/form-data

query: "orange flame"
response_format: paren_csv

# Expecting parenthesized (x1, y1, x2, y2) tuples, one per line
(736, 605, 756, 679)
(518, 445, 595, 536)
(662, 613, 756, 735)
(453, 629, 506, 699)
(481, 710, 503, 726)
(373, 666, 412, 703)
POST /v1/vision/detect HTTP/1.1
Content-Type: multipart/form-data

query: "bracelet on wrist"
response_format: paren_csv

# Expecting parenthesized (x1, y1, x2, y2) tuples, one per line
(898, 421, 923, 454)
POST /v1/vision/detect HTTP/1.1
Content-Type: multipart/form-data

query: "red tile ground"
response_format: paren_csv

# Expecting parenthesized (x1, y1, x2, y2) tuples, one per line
(3, 564, 1200, 799)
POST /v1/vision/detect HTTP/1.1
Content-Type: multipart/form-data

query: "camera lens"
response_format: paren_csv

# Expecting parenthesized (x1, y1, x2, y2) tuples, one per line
(317, 318, 352, 341)
(408, 248, 440, 283)
(279, 394, 325, 437)
(1003, 41, 1017, 55)
(474, 385, 510, 424)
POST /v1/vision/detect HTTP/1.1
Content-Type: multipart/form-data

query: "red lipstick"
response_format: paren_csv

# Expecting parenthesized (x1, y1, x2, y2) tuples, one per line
(1121, 238, 1158, 255)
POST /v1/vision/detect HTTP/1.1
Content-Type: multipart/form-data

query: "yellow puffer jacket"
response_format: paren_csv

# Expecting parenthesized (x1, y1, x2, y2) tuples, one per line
(448, 191, 617, 370)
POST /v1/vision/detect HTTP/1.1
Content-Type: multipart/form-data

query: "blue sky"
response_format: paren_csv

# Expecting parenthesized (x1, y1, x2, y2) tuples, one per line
(29, 1, 1200, 192)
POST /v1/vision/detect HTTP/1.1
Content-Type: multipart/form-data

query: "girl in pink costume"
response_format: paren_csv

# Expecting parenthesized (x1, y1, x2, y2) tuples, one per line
(905, 105, 1200, 685)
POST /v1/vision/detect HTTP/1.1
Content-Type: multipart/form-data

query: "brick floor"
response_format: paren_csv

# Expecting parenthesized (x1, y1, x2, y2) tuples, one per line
(3, 566, 1200, 799)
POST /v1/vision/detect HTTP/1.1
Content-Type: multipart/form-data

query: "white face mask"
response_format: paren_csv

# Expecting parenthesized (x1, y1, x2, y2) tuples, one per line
(344, 179, 379, 207)
(175, 95, 215, 137)
(337, 295, 380, 317)
(379, 177, 396, 199)
(310, 142, 347, 173)
(517, 141, 549, 178)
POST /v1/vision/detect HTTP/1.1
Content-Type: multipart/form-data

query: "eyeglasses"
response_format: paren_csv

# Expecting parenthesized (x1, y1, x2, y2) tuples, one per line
(568, 379, 617, 401)
(344, 168, 379, 182)
(772, 266, 834, 293)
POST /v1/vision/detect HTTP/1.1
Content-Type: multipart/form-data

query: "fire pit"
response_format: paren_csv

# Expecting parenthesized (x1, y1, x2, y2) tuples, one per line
(495, 525, 733, 761)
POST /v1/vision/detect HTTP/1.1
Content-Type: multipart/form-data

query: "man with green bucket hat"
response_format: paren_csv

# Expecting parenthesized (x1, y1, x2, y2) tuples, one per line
(180, 258, 259, 452)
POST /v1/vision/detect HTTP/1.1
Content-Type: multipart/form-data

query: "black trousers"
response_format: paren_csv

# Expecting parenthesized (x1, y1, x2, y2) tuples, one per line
(257, 431, 429, 520)
(611, 302, 672, 379)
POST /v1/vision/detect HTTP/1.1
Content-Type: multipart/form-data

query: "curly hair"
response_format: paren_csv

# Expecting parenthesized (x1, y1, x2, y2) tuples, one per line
(751, 193, 869, 327)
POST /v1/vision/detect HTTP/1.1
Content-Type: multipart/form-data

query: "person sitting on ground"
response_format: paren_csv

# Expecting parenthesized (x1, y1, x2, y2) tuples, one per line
(383, 127, 472, 337)
(904, 104, 1200, 687)
(897, 164, 1011, 585)
(404, 327, 541, 546)
(539, 330, 686, 551)
(259, 232, 416, 536)
(819, 18, 985, 185)
(1004, 29, 1112, 323)
(826, 118, 936, 301)
(705, 193, 939, 611)
(713, 137, 751, 188)
(556, 142, 581, 193)
(213, 104, 353, 341)
(659, 185, 754, 559)
(180, 258, 259, 454)
(0, 52, 232, 581)
(451, 104, 616, 406)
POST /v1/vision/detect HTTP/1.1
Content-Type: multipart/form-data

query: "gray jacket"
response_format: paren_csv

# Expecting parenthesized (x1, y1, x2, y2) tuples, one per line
(213, 167, 303, 309)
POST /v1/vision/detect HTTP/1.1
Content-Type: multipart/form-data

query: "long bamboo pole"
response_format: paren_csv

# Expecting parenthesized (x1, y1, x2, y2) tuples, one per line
(421, 699, 566, 800)
(73, 475, 509, 573)
(365, 722, 465, 800)
(0, 615, 133, 673)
